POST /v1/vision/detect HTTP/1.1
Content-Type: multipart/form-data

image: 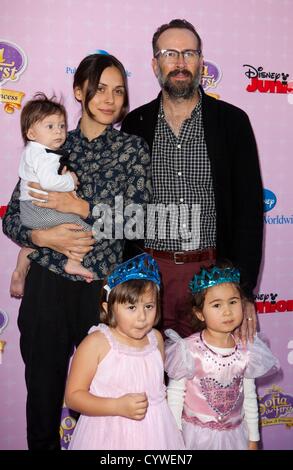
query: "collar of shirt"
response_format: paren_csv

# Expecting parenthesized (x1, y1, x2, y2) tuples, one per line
(44, 147, 68, 157)
(68, 121, 114, 144)
(158, 88, 202, 122)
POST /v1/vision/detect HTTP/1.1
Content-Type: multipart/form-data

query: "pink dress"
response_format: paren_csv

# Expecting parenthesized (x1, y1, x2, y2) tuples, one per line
(69, 324, 185, 450)
(165, 330, 279, 450)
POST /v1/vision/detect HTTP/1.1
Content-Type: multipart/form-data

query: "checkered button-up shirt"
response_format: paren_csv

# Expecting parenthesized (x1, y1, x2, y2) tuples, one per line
(145, 95, 216, 251)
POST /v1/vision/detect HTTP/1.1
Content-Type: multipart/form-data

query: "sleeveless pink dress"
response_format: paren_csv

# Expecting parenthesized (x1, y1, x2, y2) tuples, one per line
(69, 324, 185, 450)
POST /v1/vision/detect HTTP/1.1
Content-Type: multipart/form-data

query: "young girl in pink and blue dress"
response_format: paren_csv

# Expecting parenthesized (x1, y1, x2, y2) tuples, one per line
(165, 264, 279, 450)
(65, 253, 185, 450)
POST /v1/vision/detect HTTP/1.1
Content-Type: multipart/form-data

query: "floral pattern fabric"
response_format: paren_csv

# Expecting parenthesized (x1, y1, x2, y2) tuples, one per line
(2, 124, 151, 280)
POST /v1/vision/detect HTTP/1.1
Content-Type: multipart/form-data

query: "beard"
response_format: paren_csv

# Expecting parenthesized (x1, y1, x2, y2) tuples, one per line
(158, 67, 202, 99)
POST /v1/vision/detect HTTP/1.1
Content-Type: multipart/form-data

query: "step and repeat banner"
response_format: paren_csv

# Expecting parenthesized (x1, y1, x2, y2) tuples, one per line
(0, 0, 292, 450)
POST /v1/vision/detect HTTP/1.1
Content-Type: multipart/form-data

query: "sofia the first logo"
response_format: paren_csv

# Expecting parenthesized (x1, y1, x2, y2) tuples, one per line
(0, 40, 27, 86)
(0, 309, 9, 364)
(201, 61, 222, 91)
(0, 40, 26, 113)
(0, 310, 9, 334)
(201, 61, 222, 99)
(60, 406, 77, 449)
(243, 64, 293, 94)
(259, 386, 293, 428)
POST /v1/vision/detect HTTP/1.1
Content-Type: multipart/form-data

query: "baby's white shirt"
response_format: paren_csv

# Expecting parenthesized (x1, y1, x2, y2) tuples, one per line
(19, 141, 74, 200)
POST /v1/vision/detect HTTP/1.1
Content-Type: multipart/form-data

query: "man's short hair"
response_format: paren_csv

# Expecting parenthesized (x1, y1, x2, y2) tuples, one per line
(152, 19, 202, 56)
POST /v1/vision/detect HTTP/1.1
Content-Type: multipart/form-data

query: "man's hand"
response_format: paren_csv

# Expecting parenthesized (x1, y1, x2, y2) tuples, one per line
(32, 224, 95, 261)
(234, 300, 258, 346)
(28, 181, 89, 218)
(116, 392, 148, 421)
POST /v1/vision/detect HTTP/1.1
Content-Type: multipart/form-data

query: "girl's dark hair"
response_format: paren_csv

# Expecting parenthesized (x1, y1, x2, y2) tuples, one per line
(191, 261, 246, 332)
(73, 53, 129, 123)
(99, 279, 161, 327)
(152, 18, 202, 56)
(20, 92, 67, 144)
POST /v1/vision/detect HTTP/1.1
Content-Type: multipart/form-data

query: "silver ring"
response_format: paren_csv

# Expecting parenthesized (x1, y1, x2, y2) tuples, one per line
(247, 317, 253, 321)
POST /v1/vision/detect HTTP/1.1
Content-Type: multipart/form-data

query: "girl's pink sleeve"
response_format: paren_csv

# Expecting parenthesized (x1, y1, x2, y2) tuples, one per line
(164, 329, 195, 380)
(244, 334, 280, 379)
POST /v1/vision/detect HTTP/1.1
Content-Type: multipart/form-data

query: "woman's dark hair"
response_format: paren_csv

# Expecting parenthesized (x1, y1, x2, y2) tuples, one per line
(190, 260, 246, 332)
(99, 279, 161, 327)
(73, 53, 129, 123)
(152, 18, 202, 56)
(20, 92, 67, 144)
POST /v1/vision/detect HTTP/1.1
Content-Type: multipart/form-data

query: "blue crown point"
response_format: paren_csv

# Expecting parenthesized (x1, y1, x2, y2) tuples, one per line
(106, 253, 161, 294)
(189, 266, 240, 294)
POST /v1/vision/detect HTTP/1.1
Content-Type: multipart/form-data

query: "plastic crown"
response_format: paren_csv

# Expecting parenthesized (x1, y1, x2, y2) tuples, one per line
(189, 266, 240, 294)
(104, 253, 161, 300)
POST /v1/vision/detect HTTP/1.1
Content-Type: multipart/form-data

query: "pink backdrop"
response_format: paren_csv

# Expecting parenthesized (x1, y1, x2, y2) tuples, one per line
(0, 0, 292, 450)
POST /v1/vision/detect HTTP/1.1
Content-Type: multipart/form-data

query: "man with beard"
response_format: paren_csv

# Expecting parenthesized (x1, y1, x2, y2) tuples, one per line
(121, 19, 263, 339)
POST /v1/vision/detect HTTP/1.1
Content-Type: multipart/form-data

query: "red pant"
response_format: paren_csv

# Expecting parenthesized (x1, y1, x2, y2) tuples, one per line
(155, 257, 215, 338)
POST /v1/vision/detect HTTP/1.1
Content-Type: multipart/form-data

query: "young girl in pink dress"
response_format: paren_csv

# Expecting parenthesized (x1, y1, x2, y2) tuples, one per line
(165, 264, 279, 450)
(65, 253, 184, 450)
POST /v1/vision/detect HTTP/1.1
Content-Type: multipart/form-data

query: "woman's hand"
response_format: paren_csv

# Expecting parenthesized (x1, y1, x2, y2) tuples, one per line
(28, 181, 89, 218)
(32, 223, 95, 261)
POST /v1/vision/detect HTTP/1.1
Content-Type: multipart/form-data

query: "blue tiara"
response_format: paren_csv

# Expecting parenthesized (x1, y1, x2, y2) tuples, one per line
(104, 253, 161, 299)
(189, 266, 240, 294)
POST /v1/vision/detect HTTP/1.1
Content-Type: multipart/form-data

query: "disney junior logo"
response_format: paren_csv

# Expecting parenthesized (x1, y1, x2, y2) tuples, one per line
(243, 64, 293, 94)
(255, 293, 293, 314)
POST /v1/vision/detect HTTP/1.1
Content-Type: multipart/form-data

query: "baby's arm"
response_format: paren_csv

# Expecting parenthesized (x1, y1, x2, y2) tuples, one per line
(65, 331, 148, 420)
(243, 377, 259, 450)
(35, 154, 76, 192)
(167, 378, 186, 430)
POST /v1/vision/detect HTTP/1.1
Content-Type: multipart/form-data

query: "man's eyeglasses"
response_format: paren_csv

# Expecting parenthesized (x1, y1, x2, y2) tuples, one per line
(154, 49, 202, 63)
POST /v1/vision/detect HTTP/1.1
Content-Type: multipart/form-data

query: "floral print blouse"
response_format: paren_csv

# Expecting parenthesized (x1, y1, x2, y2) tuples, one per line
(2, 124, 152, 280)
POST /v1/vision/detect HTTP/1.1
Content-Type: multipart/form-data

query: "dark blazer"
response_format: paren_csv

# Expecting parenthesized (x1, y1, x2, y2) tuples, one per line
(121, 88, 263, 298)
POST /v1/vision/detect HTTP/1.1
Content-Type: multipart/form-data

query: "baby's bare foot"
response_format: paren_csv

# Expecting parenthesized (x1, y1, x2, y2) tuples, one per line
(10, 270, 26, 298)
(65, 260, 94, 283)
